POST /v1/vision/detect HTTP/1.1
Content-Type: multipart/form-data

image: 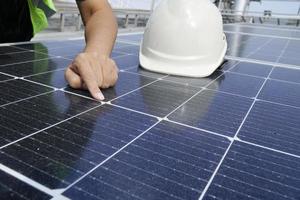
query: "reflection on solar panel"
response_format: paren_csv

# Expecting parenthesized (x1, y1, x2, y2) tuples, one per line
(0, 24, 300, 200)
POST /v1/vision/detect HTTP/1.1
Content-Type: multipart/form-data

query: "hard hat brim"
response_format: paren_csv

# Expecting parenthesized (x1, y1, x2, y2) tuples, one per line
(139, 41, 227, 78)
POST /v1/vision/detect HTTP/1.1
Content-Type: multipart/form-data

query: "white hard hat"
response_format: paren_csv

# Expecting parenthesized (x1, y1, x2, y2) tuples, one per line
(139, 0, 227, 77)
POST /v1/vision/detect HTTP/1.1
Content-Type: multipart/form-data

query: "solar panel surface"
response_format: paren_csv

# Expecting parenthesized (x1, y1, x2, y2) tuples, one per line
(0, 24, 300, 200)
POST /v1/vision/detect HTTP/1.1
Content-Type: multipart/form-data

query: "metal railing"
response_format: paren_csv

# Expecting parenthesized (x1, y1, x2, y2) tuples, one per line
(53, 0, 156, 31)
(221, 9, 300, 26)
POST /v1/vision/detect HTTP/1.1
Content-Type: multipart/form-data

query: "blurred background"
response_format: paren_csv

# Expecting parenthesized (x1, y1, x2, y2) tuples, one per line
(35, 0, 300, 40)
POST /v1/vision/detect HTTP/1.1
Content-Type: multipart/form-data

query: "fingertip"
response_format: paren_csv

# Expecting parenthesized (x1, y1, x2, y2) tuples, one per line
(93, 91, 105, 101)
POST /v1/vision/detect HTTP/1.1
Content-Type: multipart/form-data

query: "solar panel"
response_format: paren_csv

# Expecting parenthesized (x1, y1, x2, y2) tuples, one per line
(224, 27, 300, 67)
(1, 23, 300, 200)
(224, 24, 300, 38)
(0, 170, 51, 200)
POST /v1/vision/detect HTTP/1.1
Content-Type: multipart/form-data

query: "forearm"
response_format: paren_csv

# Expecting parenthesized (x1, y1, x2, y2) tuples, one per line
(83, 4, 117, 57)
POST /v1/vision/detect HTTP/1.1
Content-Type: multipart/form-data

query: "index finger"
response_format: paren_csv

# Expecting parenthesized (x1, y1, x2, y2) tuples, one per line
(72, 58, 105, 101)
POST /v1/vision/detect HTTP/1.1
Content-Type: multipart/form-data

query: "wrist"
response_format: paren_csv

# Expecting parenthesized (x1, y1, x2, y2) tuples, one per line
(84, 44, 111, 58)
(83, 50, 110, 60)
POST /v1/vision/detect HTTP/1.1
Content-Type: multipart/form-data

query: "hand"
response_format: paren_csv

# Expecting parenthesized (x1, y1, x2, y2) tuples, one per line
(65, 52, 119, 101)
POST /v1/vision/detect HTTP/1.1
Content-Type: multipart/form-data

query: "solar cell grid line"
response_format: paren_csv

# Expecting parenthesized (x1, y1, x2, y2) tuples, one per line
(0, 104, 158, 189)
(238, 24, 300, 33)
(12, 41, 85, 52)
(236, 138, 300, 160)
(0, 45, 28, 55)
(0, 91, 101, 149)
(113, 54, 140, 70)
(60, 59, 292, 200)
(258, 79, 300, 110)
(116, 39, 141, 45)
(229, 62, 273, 77)
(111, 73, 220, 117)
(226, 34, 273, 58)
(64, 71, 163, 102)
(20, 77, 58, 91)
(225, 55, 300, 70)
(226, 35, 300, 66)
(198, 63, 276, 200)
(206, 72, 265, 98)
(224, 30, 300, 40)
(22, 67, 66, 79)
(63, 121, 231, 200)
(0, 73, 16, 82)
(249, 38, 290, 63)
(243, 37, 275, 60)
(223, 25, 299, 36)
(237, 100, 300, 157)
(0, 79, 54, 107)
(202, 141, 300, 200)
(61, 60, 232, 199)
(0, 167, 53, 200)
(275, 39, 291, 64)
(24, 69, 69, 89)
(108, 58, 244, 118)
(0, 57, 71, 77)
(113, 62, 239, 127)
(224, 23, 300, 32)
(0, 27, 300, 198)
(270, 67, 300, 84)
(0, 51, 51, 67)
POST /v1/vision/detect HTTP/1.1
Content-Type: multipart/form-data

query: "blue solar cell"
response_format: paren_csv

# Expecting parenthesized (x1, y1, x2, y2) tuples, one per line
(218, 60, 239, 71)
(111, 51, 126, 58)
(0, 51, 50, 66)
(279, 57, 300, 66)
(259, 79, 300, 107)
(38, 45, 84, 58)
(112, 80, 199, 117)
(229, 62, 272, 77)
(0, 91, 99, 147)
(65, 72, 156, 101)
(115, 45, 140, 54)
(1, 26, 300, 199)
(0, 57, 70, 77)
(26, 69, 67, 88)
(0, 79, 53, 106)
(114, 42, 133, 48)
(239, 101, 300, 156)
(169, 90, 253, 137)
(114, 55, 139, 69)
(13, 42, 72, 51)
(64, 121, 230, 200)
(117, 34, 143, 42)
(0, 170, 51, 200)
(207, 72, 265, 98)
(203, 141, 300, 200)
(270, 67, 300, 84)
(0, 104, 157, 188)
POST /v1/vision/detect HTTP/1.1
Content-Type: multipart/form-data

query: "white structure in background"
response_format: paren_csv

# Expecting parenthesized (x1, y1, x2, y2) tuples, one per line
(54, 0, 159, 10)
(234, 0, 249, 14)
(108, 0, 158, 10)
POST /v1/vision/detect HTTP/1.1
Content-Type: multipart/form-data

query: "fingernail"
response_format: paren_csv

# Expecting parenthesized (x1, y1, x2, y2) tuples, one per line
(96, 92, 105, 101)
